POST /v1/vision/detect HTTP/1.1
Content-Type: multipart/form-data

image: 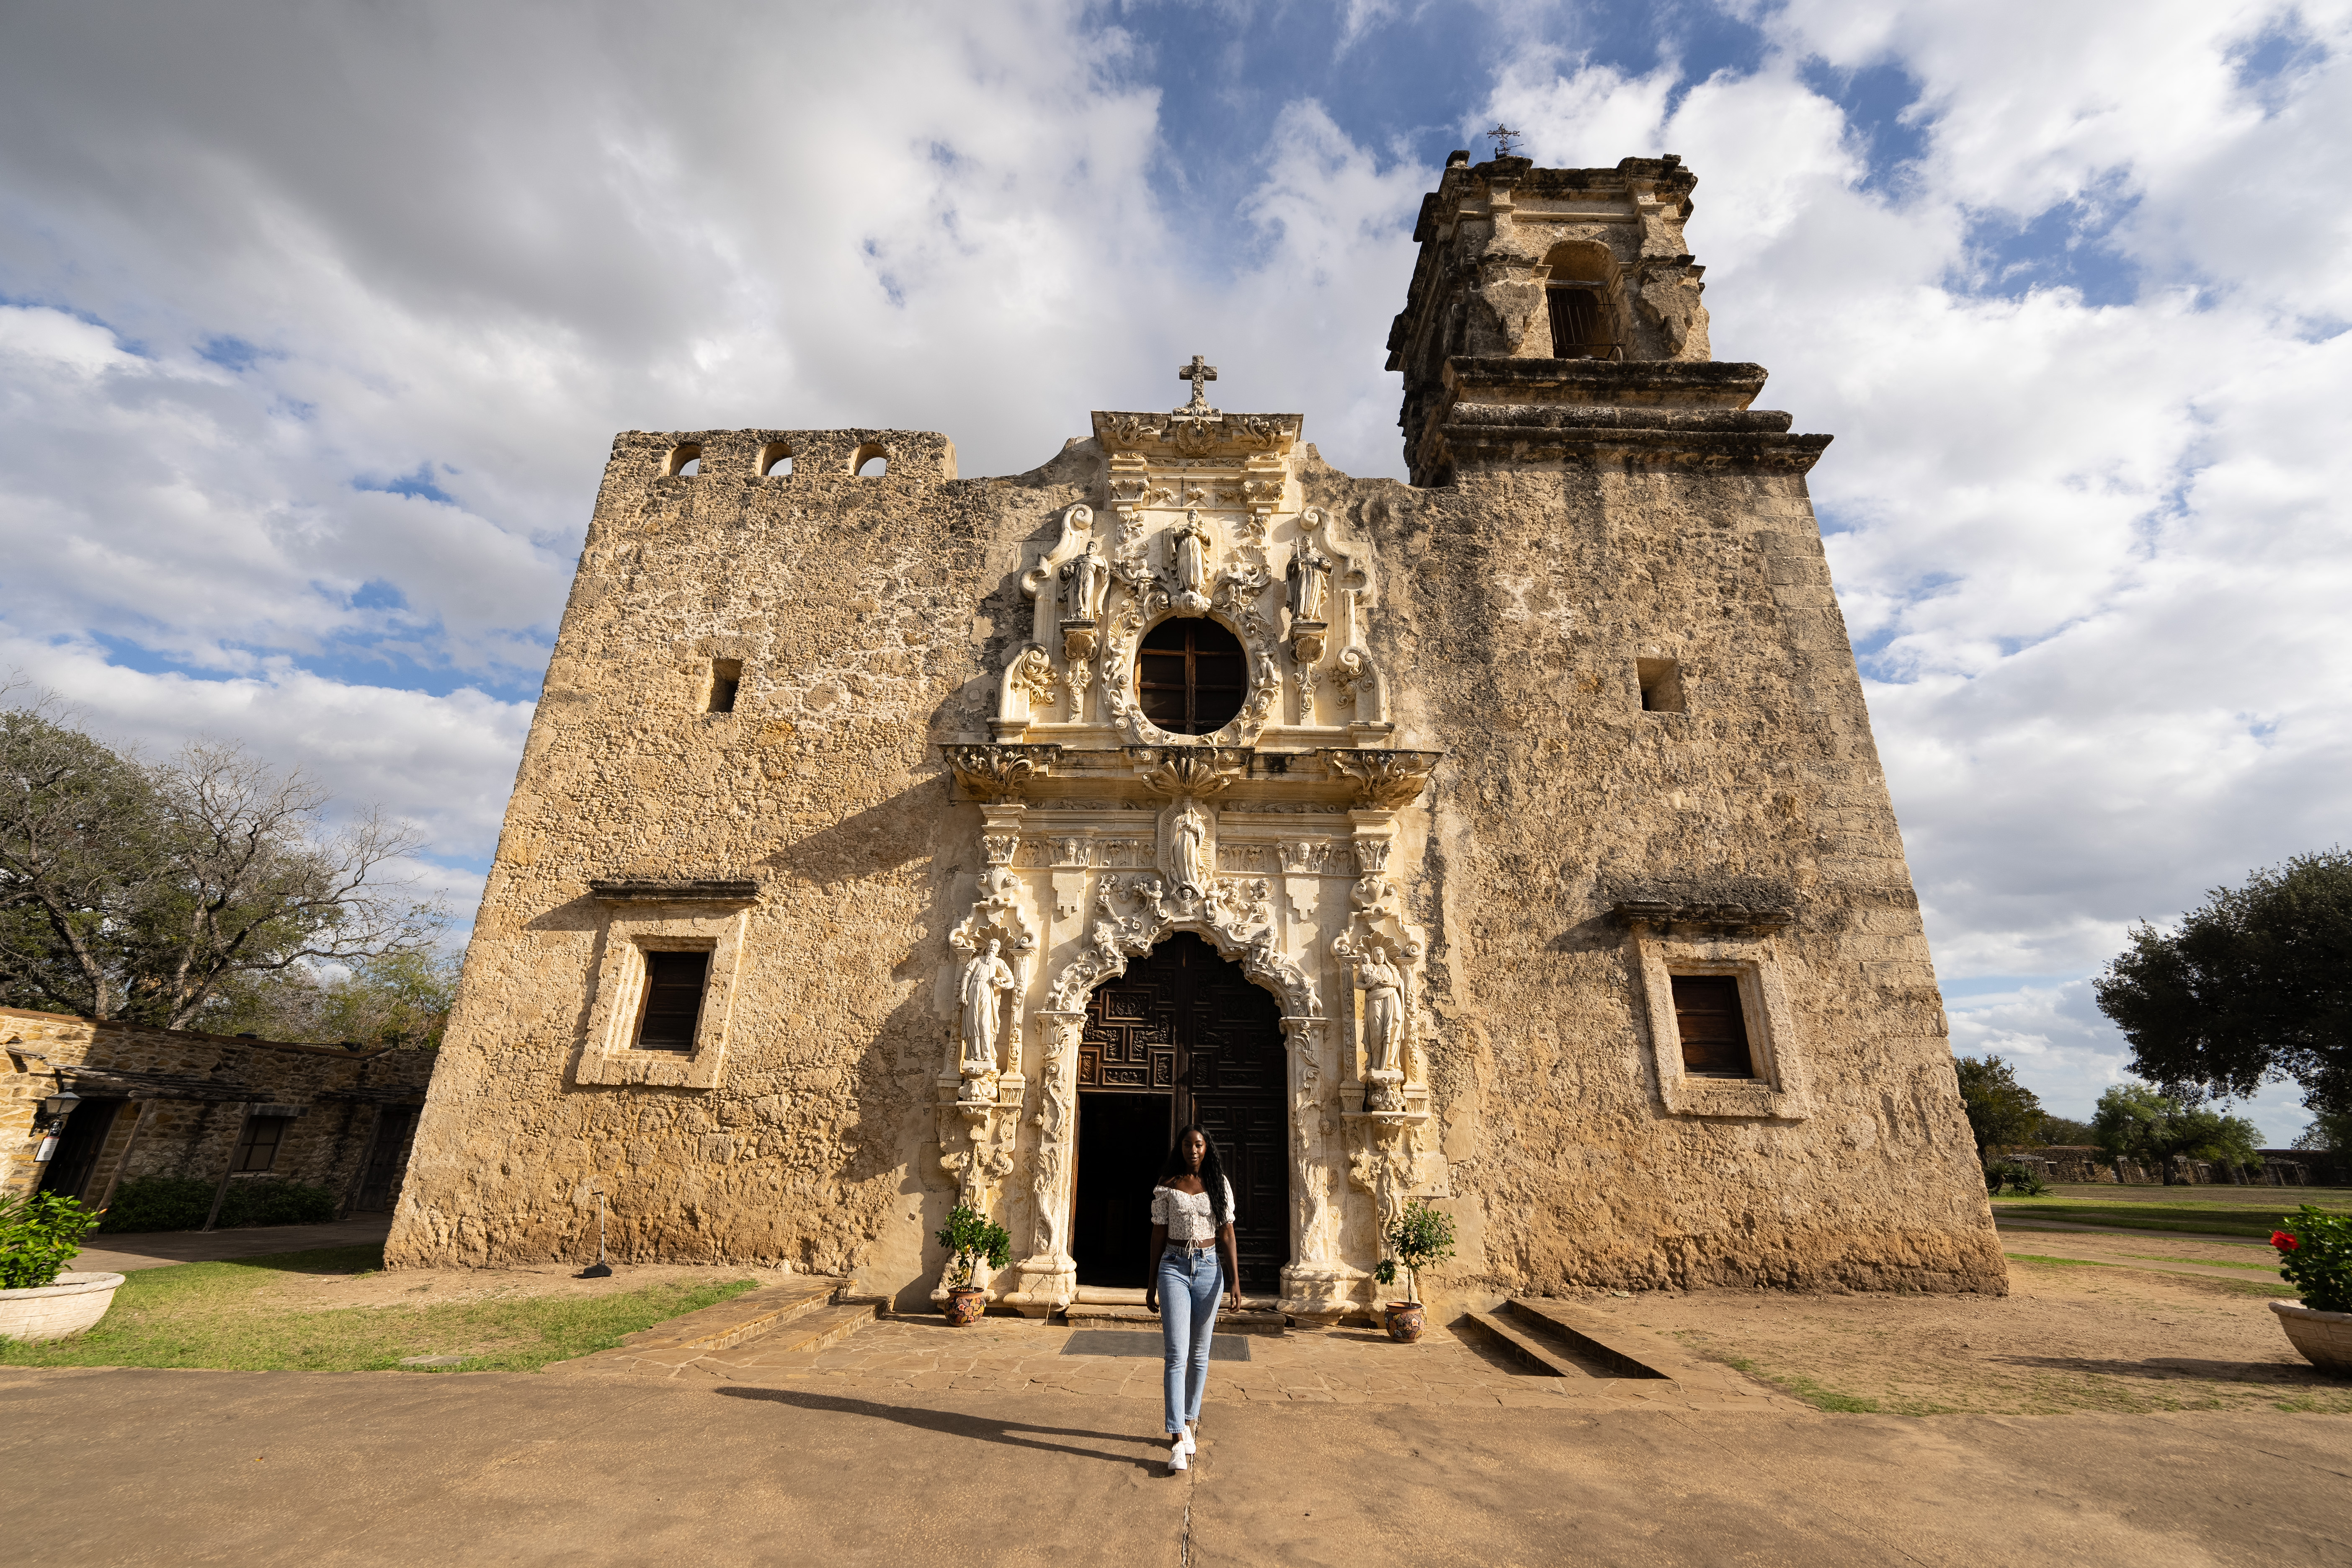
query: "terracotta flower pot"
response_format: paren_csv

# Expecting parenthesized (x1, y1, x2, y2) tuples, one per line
(0, 1271, 126, 1343)
(1385, 1301, 1426, 1344)
(944, 1286, 987, 1327)
(2272, 1301, 2352, 1374)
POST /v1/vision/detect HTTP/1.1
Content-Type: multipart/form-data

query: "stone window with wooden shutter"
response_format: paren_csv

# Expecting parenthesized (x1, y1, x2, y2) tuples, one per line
(1617, 901, 1812, 1120)
(575, 882, 757, 1089)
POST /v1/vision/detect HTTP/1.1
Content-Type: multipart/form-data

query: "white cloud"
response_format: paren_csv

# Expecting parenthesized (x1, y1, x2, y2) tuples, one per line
(1476, 5, 2352, 1126)
(1, 0, 2345, 1134)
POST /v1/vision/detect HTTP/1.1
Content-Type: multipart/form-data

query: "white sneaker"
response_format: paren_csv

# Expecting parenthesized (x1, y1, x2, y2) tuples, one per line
(1175, 1427, 1196, 1455)
(1168, 1446, 1189, 1473)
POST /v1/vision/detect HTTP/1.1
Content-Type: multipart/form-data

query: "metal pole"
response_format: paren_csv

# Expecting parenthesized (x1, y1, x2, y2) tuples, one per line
(202, 1103, 256, 1233)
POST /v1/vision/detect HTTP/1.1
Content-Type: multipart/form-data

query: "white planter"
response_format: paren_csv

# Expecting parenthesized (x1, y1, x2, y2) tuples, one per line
(2271, 1300, 2352, 1375)
(0, 1271, 127, 1343)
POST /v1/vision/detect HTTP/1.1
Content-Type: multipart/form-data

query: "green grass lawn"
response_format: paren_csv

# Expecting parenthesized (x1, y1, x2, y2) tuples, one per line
(0, 1246, 757, 1372)
(1990, 1190, 2348, 1239)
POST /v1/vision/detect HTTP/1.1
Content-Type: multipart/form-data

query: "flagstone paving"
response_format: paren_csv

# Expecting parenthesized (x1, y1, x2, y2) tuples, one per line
(557, 1309, 1798, 1413)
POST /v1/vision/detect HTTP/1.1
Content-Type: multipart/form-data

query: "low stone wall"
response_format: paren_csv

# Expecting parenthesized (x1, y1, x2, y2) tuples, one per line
(0, 1006, 437, 1216)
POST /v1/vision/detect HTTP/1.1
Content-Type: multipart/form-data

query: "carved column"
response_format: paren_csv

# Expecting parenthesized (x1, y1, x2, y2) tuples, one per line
(1278, 1014, 1358, 1324)
(1003, 1008, 1086, 1318)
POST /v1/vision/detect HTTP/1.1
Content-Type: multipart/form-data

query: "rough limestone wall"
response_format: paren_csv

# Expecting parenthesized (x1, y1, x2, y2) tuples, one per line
(0, 1006, 430, 1200)
(1297, 456, 2005, 1295)
(388, 431, 1091, 1281)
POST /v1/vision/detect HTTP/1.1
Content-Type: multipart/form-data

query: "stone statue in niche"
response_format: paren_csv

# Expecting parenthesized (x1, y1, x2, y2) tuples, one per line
(1173, 509, 1212, 611)
(958, 939, 1016, 1074)
(1060, 538, 1109, 624)
(1287, 539, 1331, 625)
(1354, 945, 1406, 1079)
(1171, 799, 1214, 892)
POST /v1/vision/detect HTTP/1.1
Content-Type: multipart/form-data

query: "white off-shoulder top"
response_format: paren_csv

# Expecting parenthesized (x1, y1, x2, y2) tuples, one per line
(1151, 1180, 1235, 1242)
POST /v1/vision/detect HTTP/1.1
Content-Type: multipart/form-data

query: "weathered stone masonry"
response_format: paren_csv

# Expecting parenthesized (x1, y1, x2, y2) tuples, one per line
(387, 153, 2004, 1311)
(2, 1007, 432, 1213)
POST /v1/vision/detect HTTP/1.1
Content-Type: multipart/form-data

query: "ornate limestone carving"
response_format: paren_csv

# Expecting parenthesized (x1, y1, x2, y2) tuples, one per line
(1004, 646, 1058, 721)
(1325, 749, 1439, 810)
(1129, 744, 1246, 799)
(1099, 415, 1159, 452)
(942, 744, 1061, 800)
(1287, 539, 1332, 625)
(957, 940, 1016, 1080)
(1277, 841, 1332, 874)
(1045, 872, 1317, 1019)
(1060, 537, 1109, 626)
(1170, 799, 1214, 894)
(1354, 947, 1406, 1083)
(1172, 509, 1213, 614)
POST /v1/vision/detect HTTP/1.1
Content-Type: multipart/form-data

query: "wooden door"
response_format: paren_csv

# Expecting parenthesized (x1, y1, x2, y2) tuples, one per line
(354, 1106, 418, 1212)
(1080, 934, 1289, 1292)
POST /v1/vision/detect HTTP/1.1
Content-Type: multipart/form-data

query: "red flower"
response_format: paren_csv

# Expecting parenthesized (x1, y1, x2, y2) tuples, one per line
(2271, 1230, 2300, 1251)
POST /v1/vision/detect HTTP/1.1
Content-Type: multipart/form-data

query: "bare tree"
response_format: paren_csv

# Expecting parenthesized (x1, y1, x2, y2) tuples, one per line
(0, 693, 170, 1018)
(2, 689, 443, 1028)
(135, 743, 441, 1028)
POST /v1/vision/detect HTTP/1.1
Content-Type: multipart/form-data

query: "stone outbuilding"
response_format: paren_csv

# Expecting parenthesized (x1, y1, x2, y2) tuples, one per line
(387, 152, 2005, 1315)
(1, 1006, 433, 1219)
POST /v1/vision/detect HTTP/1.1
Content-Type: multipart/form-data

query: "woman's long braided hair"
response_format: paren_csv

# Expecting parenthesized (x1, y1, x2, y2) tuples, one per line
(1159, 1122, 1230, 1226)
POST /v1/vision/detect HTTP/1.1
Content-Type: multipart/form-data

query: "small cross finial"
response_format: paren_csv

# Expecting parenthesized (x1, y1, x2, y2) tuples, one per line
(1484, 124, 1522, 158)
(1176, 354, 1219, 415)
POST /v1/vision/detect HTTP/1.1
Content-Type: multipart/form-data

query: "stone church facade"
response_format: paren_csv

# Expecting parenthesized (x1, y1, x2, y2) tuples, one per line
(387, 153, 2006, 1313)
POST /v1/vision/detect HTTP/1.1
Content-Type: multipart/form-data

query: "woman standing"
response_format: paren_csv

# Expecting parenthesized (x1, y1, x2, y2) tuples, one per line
(1143, 1123, 1240, 1474)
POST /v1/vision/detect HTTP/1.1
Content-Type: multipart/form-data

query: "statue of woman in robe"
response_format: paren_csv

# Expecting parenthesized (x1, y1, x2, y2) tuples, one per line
(958, 939, 1016, 1073)
(1287, 540, 1331, 624)
(1355, 948, 1405, 1076)
(1171, 800, 1213, 892)
(1173, 510, 1211, 598)
(1061, 538, 1108, 623)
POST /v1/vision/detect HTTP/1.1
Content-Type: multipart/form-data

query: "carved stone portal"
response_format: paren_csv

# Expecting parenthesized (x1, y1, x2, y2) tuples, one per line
(942, 396, 1443, 1321)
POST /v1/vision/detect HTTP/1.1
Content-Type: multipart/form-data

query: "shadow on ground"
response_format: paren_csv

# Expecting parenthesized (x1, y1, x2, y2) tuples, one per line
(712, 1386, 1172, 1473)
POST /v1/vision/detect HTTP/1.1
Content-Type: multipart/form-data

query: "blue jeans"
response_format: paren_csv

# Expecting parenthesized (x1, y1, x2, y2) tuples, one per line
(1158, 1245, 1223, 1435)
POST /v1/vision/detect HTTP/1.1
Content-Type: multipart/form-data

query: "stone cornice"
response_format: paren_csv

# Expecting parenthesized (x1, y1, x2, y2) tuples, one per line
(586, 879, 761, 904)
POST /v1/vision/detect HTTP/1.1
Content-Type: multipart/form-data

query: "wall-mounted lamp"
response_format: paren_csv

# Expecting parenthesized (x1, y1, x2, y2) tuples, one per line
(33, 1088, 80, 1163)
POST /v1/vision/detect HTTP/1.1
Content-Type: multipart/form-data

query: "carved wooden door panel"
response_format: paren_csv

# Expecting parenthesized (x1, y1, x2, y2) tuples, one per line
(1081, 933, 1289, 1292)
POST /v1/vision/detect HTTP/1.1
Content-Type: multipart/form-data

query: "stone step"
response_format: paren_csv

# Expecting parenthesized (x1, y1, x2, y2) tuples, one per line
(1073, 1285, 1147, 1305)
(1459, 1309, 1598, 1378)
(1063, 1302, 1289, 1335)
(1503, 1298, 1673, 1380)
(748, 1302, 878, 1356)
(550, 1276, 843, 1371)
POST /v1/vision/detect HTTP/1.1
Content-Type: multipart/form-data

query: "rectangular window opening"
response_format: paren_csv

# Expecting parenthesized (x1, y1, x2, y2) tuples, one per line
(1636, 657, 1685, 714)
(1669, 975, 1756, 1078)
(232, 1114, 291, 1173)
(634, 949, 713, 1052)
(707, 659, 742, 714)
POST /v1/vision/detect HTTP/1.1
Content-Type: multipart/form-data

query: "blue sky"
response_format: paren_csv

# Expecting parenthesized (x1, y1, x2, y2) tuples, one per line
(1, 0, 2346, 1138)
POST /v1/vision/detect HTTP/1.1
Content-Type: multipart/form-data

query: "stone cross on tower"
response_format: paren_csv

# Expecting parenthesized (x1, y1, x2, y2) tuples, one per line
(1176, 354, 1219, 416)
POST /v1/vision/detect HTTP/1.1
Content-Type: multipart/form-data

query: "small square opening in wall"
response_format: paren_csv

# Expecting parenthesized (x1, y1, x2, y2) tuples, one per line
(1637, 657, 1685, 713)
(634, 949, 712, 1052)
(707, 659, 741, 714)
(1669, 974, 1755, 1077)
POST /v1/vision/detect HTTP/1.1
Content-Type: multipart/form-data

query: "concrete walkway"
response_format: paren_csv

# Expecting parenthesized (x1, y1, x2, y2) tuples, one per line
(73, 1216, 391, 1273)
(3, 1365, 2346, 1565)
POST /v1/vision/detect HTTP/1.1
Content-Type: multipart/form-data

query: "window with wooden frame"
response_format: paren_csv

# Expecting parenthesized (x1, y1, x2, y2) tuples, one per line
(232, 1114, 291, 1173)
(1669, 975, 1756, 1078)
(1138, 617, 1247, 735)
(633, 949, 713, 1052)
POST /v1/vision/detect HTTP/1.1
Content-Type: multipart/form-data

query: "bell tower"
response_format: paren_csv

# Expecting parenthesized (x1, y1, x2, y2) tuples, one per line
(1382, 152, 1818, 487)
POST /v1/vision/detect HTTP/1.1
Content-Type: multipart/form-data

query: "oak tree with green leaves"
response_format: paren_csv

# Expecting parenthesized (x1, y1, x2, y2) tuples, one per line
(2095, 850, 2352, 1119)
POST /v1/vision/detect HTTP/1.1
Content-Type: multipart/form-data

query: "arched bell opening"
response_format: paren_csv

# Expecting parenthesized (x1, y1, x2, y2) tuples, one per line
(1067, 932, 1291, 1292)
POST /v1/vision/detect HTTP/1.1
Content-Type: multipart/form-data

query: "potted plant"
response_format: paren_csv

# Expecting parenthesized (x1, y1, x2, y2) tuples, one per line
(1373, 1198, 1457, 1344)
(935, 1204, 1011, 1327)
(2269, 1205, 2352, 1372)
(0, 1191, 121, 1343)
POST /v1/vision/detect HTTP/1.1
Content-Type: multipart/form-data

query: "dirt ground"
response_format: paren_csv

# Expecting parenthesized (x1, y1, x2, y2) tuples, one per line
(1613, 1255, 2349, 1415)
(232, 1253, 775, 1313)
